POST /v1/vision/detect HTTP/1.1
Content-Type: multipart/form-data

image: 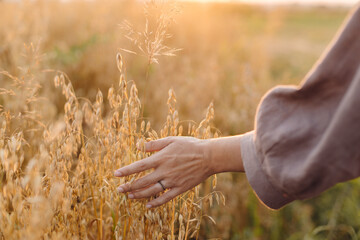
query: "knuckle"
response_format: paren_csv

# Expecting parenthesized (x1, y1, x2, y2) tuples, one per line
(152, 198, 160, 204)
(137, 178, 148, 187)
(147, 141, 154, 150)
(132, 192, 140, 199)
(131, 182, 139, 190)
(152, 159, 161, 168)
(166, 136, 175, 142)
(138, 161, 147, 170)
(144, 191, 153, 199)
(144, 177, 152, 185)
(139, 192, 148, 198)
(133, 176, 152, 189)
(164, 195, 172, 202)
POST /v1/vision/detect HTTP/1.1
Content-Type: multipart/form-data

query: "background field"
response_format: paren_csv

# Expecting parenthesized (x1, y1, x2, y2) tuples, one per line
(1, 0, 359, 239)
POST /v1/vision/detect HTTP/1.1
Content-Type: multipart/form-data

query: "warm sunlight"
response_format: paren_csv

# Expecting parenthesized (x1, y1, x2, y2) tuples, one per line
(185, 0, 358, 5)
(1, 0, 360, 239)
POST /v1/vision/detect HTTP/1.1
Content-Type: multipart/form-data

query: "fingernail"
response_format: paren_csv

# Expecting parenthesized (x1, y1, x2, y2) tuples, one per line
(117, 187, 124, 193)
(114, 171, 122, 177)
(146, 204, 152, 208)
(128, 193, 134, 199)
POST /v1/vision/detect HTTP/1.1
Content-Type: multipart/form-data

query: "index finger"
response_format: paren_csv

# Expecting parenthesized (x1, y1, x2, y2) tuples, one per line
(137, 137, 175, 152)
(114, 154, 157, 177)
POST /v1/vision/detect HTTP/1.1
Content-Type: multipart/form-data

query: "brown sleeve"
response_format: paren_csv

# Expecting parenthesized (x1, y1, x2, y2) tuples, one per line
(240, 4, 360, 209)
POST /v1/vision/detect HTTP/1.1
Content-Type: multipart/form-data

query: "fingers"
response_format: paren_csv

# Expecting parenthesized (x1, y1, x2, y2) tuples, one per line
(117, 172, 160, 193)
(140, 137, 175, 152)
(146, 188, 182, 208)
(127, 183, 164, 199)
(115, 137, 176, 177)
(114, 155, 157, 177)
(115, 136, 183, 208)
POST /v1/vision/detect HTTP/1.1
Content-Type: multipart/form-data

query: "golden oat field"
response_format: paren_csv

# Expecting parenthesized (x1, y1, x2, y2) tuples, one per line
(0, 0, 359, 239)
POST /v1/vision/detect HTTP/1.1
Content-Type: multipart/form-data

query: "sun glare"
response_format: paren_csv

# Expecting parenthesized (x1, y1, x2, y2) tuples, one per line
(185, 0, 358, 5)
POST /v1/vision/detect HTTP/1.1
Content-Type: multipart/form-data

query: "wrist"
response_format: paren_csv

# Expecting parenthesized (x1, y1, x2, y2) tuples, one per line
(201, 138, 227, 175)
(200, 139, 217, 176)
(201, 136, 244, 175)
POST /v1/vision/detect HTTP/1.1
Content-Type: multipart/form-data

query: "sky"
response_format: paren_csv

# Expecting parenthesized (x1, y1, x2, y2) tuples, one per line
(190, 0, 359, 5)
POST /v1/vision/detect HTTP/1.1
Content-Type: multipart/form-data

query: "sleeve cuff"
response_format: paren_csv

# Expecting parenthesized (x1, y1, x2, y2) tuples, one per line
(240, 131, 294, 209)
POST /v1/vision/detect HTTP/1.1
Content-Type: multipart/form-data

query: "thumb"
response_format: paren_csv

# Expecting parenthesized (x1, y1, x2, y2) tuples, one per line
(140, 137, 175, 152)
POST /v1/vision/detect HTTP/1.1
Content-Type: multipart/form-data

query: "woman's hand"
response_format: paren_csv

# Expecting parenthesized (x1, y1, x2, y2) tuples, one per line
(114, 135, 244, 208)
(114, 137, 213, 208)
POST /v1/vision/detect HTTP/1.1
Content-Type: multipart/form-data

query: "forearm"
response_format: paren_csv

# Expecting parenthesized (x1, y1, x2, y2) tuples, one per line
(203, 135, 244, 174)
